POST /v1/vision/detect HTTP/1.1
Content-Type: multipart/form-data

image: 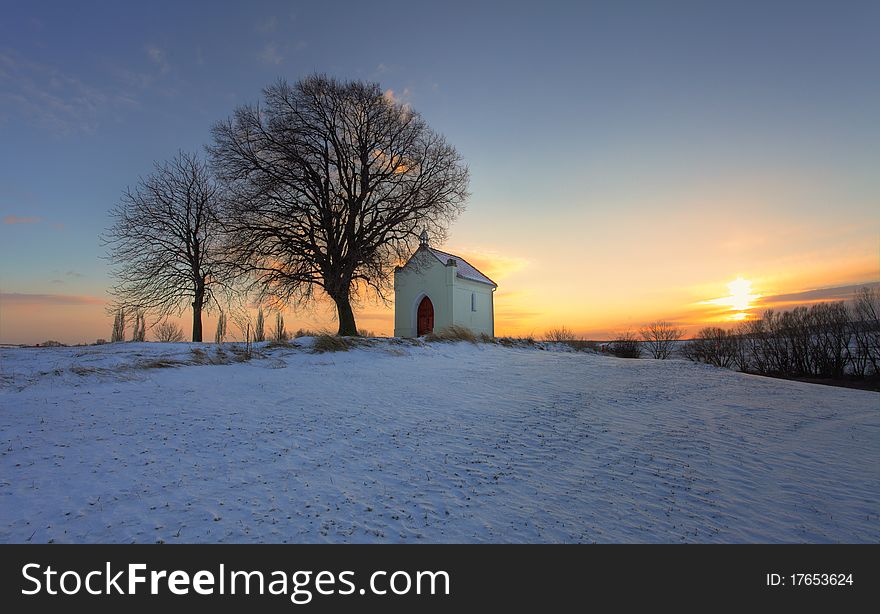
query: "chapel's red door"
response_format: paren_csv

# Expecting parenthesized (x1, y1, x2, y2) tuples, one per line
(417, 296, 434, 336)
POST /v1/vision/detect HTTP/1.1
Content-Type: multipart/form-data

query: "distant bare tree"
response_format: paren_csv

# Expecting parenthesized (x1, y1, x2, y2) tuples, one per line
(210, 75, 469, 335)
(254, 307, 266, 343)
(154, 321, 185, 343)
(759, 309, 792, 374)
(704, 293, 880, 379)
(733, 318, 766, 373)
(731, 321, 754, 372)
(111, 308, 126, 343)
(272, 312, 287, 342)
(783, 306, 813, 376)
(851, 287, 880, 375)
(215, 312, 227, 344)
(131, 310, 146, 342)
(104, 151, 236, 342)
(229, 308, 254, 344)
(682, 327, 737, 368)
(544, 326, 576, 343)
(608, 331, 641, 358)
(639, 321, 683, 359)
(811, 302, 851, 378)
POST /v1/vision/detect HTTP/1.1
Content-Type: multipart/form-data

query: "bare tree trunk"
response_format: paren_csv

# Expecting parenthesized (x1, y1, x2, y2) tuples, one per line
(192, 288, 204, 342)
(332, 292, 358, 337)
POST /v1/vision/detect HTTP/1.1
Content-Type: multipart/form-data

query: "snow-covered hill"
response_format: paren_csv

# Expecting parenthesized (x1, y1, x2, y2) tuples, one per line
(1, 339, 877, 543)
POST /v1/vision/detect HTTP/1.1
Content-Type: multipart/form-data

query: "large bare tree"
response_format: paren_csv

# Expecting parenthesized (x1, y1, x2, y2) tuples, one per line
(209, 75, 469, 335)
(104, 151, 233, 341)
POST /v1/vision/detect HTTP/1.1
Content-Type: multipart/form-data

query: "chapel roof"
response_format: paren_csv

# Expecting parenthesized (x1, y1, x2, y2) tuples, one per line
(422, 246, 497, 288)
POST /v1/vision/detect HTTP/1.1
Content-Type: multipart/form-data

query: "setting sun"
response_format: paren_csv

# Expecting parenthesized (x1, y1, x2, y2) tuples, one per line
(702, 277, 761, 321)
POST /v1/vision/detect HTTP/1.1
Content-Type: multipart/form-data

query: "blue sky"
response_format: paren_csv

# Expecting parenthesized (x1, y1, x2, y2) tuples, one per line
(1, 1, 878, 342)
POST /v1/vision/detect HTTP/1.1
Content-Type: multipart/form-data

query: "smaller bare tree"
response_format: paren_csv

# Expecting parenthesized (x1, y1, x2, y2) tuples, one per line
(104, 151, 237, 342)
(852, 287, 880, 375)
(608, 331, 641, 358)
(215, 312, 227, 344)
(731, 321, 753, 372)
(254, 307, 266, 343)
(111, 308, 126, 342)
(131, 311, 146, 342)
(272, 312, 287, 342)
(639, 321, 683, 359)
(155, 321, 185, 343)
(682, 327, 738, 368)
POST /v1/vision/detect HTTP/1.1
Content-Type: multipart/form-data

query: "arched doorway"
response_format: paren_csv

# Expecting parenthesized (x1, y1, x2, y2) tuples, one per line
(417, 296, 434, 336)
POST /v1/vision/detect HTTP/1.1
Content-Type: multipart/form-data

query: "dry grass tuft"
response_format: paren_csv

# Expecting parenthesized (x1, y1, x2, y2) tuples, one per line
(312, 334, 354, 353)
(70, 366, 102, 376)
(497, 335, 536, 347)
(565, 340, 599, 352)
(425, 325, 477, 343)
(134, 358, 186, 369)
(263, 339, 295, 350)
(293, 328, 323, 338)
(388, 337, 424, 347)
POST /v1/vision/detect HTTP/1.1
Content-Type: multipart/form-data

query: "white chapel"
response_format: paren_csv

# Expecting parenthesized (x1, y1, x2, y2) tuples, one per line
(393, 231, 497, 338)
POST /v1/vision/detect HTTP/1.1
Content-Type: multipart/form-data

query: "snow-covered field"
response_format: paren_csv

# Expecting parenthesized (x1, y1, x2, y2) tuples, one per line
(1, 339, 877, 543)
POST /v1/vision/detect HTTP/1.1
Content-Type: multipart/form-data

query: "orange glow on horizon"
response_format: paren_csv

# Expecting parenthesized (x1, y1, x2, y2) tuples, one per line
(1, 240, 877, 345)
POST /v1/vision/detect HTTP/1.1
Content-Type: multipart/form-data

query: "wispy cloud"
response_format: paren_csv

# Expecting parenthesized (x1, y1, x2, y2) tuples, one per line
(145, 45, 171, 74)
(47, 270, 85, 286)
(255, 16, 278, 34)
(3, 215, 41, 225)
(253, 11, 307, 66)
(259, 42, 283, 65)
(106, 57, 178, 100)
(382, 87, 414, 112)
(0, 292, 107, 306)
(0, 50, 131, 134)
(383, 88, 396, 103)
(371, 63, 408, 80)
(757, 282, 880, 309)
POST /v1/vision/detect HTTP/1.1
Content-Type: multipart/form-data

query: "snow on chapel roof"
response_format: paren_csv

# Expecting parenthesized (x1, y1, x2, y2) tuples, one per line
(408, 230, 497, 287)
(424, 246, 497, 287)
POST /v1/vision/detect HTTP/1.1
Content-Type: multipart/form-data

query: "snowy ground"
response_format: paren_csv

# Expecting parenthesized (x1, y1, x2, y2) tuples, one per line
(1, 339, 877, 543)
